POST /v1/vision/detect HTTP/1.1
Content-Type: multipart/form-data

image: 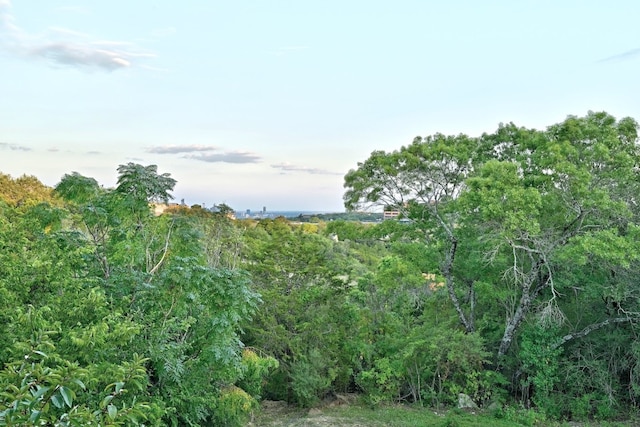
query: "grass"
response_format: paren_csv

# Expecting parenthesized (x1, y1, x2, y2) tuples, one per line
(250, 401, 640, 427)
(311, 405, 538, 427)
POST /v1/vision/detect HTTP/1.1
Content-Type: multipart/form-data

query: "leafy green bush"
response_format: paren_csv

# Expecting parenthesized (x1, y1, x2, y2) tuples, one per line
(290, 349, 333, 408)
(237, 348, 279, 400)
(493, 405, 548, 426)
(0, 312, 161, 426)
(356, 357, 403, 406)
(212, 386, 257, 427)
(519, 325, 563, 418)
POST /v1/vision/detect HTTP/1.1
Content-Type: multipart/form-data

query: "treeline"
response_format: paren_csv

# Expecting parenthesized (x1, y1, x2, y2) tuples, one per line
(289, 211, 383, 222)
(1, 111, 640, 425)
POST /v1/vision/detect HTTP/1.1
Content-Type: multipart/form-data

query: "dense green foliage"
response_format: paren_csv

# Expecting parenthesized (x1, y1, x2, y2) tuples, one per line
(1, 111, 639, 424)
(0, 166, 271, 426)
(343, 111, 640, 419)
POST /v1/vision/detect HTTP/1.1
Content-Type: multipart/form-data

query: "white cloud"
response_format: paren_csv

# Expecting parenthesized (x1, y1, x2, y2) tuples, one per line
(0, 142, 30, 151)
(186, 151, 262, 164)
(146, 144, 219, 154)
(0, 1, 153, 71)
(27, 42, 141, 70)
(148, 145, 261, 164)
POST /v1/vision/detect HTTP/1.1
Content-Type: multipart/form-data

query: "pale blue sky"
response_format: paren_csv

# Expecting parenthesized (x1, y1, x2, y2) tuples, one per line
(1, 1, 638, 211)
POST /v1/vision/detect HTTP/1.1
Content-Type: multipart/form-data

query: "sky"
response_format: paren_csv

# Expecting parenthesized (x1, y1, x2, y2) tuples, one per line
(1, 1, 639, 212)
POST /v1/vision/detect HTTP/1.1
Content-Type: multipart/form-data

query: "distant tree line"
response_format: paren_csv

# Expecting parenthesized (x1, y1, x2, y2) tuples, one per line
(289, 211, 383, 223)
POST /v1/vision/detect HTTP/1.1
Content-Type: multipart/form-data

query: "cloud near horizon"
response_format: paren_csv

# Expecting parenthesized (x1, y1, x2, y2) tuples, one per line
(271, 162, 342, 176)
(186, 151, 262, 164)
(0, 142, 30, 151)
(146, 144, 219, 154)
(147, 144, 261, 164)
(0, 0, 153, 71)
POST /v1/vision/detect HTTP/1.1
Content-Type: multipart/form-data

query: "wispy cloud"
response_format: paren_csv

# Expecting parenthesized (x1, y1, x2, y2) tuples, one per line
(0, 142, 30, 151)
(148, 144, 261, 164)
(0, 0, 153, 71)
(187, 151, 262, 164)
(598, 47, 640, 63)
(146, 144, 219, 154)
(27, 42, 151, 70)
(271, 162, 341, 175)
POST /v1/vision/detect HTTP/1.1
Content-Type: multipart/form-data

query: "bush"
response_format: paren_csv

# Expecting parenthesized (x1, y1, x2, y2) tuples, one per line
(213, 386, 257, 427)
(237, 348, 279, 400)
(290, 349, 333, 407)
(356, 357, 403, 406)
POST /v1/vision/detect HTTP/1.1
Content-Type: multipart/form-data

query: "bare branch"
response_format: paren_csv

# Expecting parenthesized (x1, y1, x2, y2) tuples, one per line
(552, 317, 636, 350)
(148, 219, 174, 275)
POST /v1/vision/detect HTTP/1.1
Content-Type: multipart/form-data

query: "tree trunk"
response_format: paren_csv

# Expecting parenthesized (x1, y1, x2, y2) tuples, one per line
(497, 262, 548, 359)
(442, 236, 474, 333)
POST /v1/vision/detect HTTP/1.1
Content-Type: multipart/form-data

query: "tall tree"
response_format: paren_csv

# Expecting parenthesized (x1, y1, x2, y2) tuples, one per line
(115, 163, 176, 205)
(344, 112, 640, 365)
(344, 133, 482, 334)
(51, 165, 263, 425)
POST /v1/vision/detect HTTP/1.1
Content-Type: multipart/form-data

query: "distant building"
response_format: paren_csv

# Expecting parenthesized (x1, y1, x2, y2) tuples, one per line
(383, 206, 401, 220)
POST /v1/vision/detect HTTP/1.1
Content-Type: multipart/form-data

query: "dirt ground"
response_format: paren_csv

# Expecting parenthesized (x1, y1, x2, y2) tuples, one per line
(248, 395, 381, 427)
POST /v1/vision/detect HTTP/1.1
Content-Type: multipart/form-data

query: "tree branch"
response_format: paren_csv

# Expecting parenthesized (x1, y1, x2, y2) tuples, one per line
(148, 220, 174, 275)
(552, 317, 636, 350)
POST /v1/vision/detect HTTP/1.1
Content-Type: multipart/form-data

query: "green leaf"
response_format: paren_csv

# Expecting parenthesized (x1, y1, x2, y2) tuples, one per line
(107, 403, 117, 419)
(51, 393, 64, 409)
(30, 385, 50, 401)
(29, 409, 42, 423)
(101, 394, 114, 409)
(115, 381, 125, 393)
(59, 386, 73, 408)
(73, 378, 86, 390)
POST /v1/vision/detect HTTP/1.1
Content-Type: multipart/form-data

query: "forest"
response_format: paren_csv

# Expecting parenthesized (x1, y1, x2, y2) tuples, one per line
(1, 111, 640, 426)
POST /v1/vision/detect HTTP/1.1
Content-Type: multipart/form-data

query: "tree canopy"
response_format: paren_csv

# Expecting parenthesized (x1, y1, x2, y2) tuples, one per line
(344, 112, 640, 407)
